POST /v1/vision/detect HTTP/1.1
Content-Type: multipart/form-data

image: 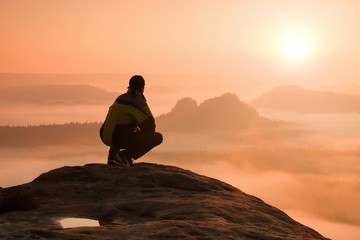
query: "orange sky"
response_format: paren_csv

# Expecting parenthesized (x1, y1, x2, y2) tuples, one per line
(1, 0, 360, 87)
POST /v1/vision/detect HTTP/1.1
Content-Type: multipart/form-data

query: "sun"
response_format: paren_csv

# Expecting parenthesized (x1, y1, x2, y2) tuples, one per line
(281, 31, 312, 62)
(268, 27, 316, 65)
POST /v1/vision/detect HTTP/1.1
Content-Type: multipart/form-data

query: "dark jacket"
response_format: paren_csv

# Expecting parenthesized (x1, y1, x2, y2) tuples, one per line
(100, 90, 155, 147)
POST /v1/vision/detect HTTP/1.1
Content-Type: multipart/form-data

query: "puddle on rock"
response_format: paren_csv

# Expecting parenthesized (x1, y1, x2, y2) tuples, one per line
(60, 218, 100, 228)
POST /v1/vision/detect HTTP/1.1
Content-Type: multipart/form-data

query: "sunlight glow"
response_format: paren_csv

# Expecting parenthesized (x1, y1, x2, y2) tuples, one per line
(281, 31, 312, 62)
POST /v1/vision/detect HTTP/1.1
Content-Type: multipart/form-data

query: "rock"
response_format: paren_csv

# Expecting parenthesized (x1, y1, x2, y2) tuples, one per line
(156, 93, 281, 132)
(0, 163, 329, 240)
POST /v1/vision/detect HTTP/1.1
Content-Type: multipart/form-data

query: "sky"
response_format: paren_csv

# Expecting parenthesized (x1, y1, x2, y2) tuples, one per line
(1, 0, 360, 88)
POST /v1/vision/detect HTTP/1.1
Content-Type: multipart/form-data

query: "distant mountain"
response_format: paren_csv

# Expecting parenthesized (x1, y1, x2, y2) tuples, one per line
(156, 93, 281, 132)
(252, 85, 360, 113)
(0, 84, 118, 105)
(324, 83, 360, 95)
(0, 73, 129, 88)
(0, 123, 101, 147)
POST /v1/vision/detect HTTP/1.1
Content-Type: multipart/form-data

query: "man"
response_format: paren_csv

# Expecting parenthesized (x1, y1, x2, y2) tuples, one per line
(100, 75, 163, 167)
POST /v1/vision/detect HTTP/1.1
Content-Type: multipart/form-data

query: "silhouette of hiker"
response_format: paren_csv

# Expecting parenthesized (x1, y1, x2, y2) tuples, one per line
(100, 75, 163, 167)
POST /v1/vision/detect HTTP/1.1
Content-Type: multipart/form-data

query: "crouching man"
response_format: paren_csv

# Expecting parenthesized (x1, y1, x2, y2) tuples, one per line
(100, 75, 163, 167)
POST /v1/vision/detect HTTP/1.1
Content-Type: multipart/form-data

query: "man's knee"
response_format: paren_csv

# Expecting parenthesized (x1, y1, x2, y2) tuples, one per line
(154, 132, 163, 145)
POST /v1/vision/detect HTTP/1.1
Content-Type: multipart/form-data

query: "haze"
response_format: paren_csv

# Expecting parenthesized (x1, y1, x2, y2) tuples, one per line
(1, 1, 360, 240)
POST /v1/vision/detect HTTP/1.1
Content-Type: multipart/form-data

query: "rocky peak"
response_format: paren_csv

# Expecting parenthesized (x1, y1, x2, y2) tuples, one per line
(0, 163, 329, 240)
(169, 97, 198, 116)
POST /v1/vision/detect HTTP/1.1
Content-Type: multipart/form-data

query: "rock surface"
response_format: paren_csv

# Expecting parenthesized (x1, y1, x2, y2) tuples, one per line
(0, 163, 329, 239)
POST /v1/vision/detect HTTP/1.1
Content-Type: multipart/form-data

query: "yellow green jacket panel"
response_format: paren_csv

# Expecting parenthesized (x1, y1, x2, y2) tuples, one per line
(101, 90, 155, 147)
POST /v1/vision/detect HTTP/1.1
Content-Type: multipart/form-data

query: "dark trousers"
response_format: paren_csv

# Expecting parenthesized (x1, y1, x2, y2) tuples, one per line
(110, 131, 163, 160)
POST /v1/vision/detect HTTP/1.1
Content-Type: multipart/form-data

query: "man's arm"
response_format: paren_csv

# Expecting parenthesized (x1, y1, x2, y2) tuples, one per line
(138, 116, 156, 132)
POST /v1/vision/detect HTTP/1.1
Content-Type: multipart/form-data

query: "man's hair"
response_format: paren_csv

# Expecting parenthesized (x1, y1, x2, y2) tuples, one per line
(129, 75, 145, 91)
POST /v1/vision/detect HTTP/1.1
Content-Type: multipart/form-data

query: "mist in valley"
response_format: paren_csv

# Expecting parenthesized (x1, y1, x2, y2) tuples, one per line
(1, 111, 359, 239)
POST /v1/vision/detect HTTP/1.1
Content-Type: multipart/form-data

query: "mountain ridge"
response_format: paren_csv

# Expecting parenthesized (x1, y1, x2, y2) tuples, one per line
(0, 84, 117, 105)
(252, 84, 360, 113)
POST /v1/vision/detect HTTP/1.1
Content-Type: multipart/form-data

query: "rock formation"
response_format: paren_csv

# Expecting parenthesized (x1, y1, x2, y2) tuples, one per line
(156, 93, 280, 132)
(0, 163, 329, 239)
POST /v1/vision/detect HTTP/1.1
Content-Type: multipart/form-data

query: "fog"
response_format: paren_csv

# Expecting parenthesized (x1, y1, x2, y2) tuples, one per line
(0, 110, 359, 239)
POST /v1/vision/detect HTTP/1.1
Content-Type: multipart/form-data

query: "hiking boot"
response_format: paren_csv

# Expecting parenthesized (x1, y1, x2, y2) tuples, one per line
(107, 151, 133, 168)
(107, 152, 123, 165)
(120, 152, 133, 168)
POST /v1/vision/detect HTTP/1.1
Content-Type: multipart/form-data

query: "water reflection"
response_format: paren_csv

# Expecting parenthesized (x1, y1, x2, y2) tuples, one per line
(60, 218, 100, 228)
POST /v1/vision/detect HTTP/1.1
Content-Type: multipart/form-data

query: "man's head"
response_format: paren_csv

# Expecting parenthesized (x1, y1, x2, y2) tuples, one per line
(129, 75, 145, 93)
